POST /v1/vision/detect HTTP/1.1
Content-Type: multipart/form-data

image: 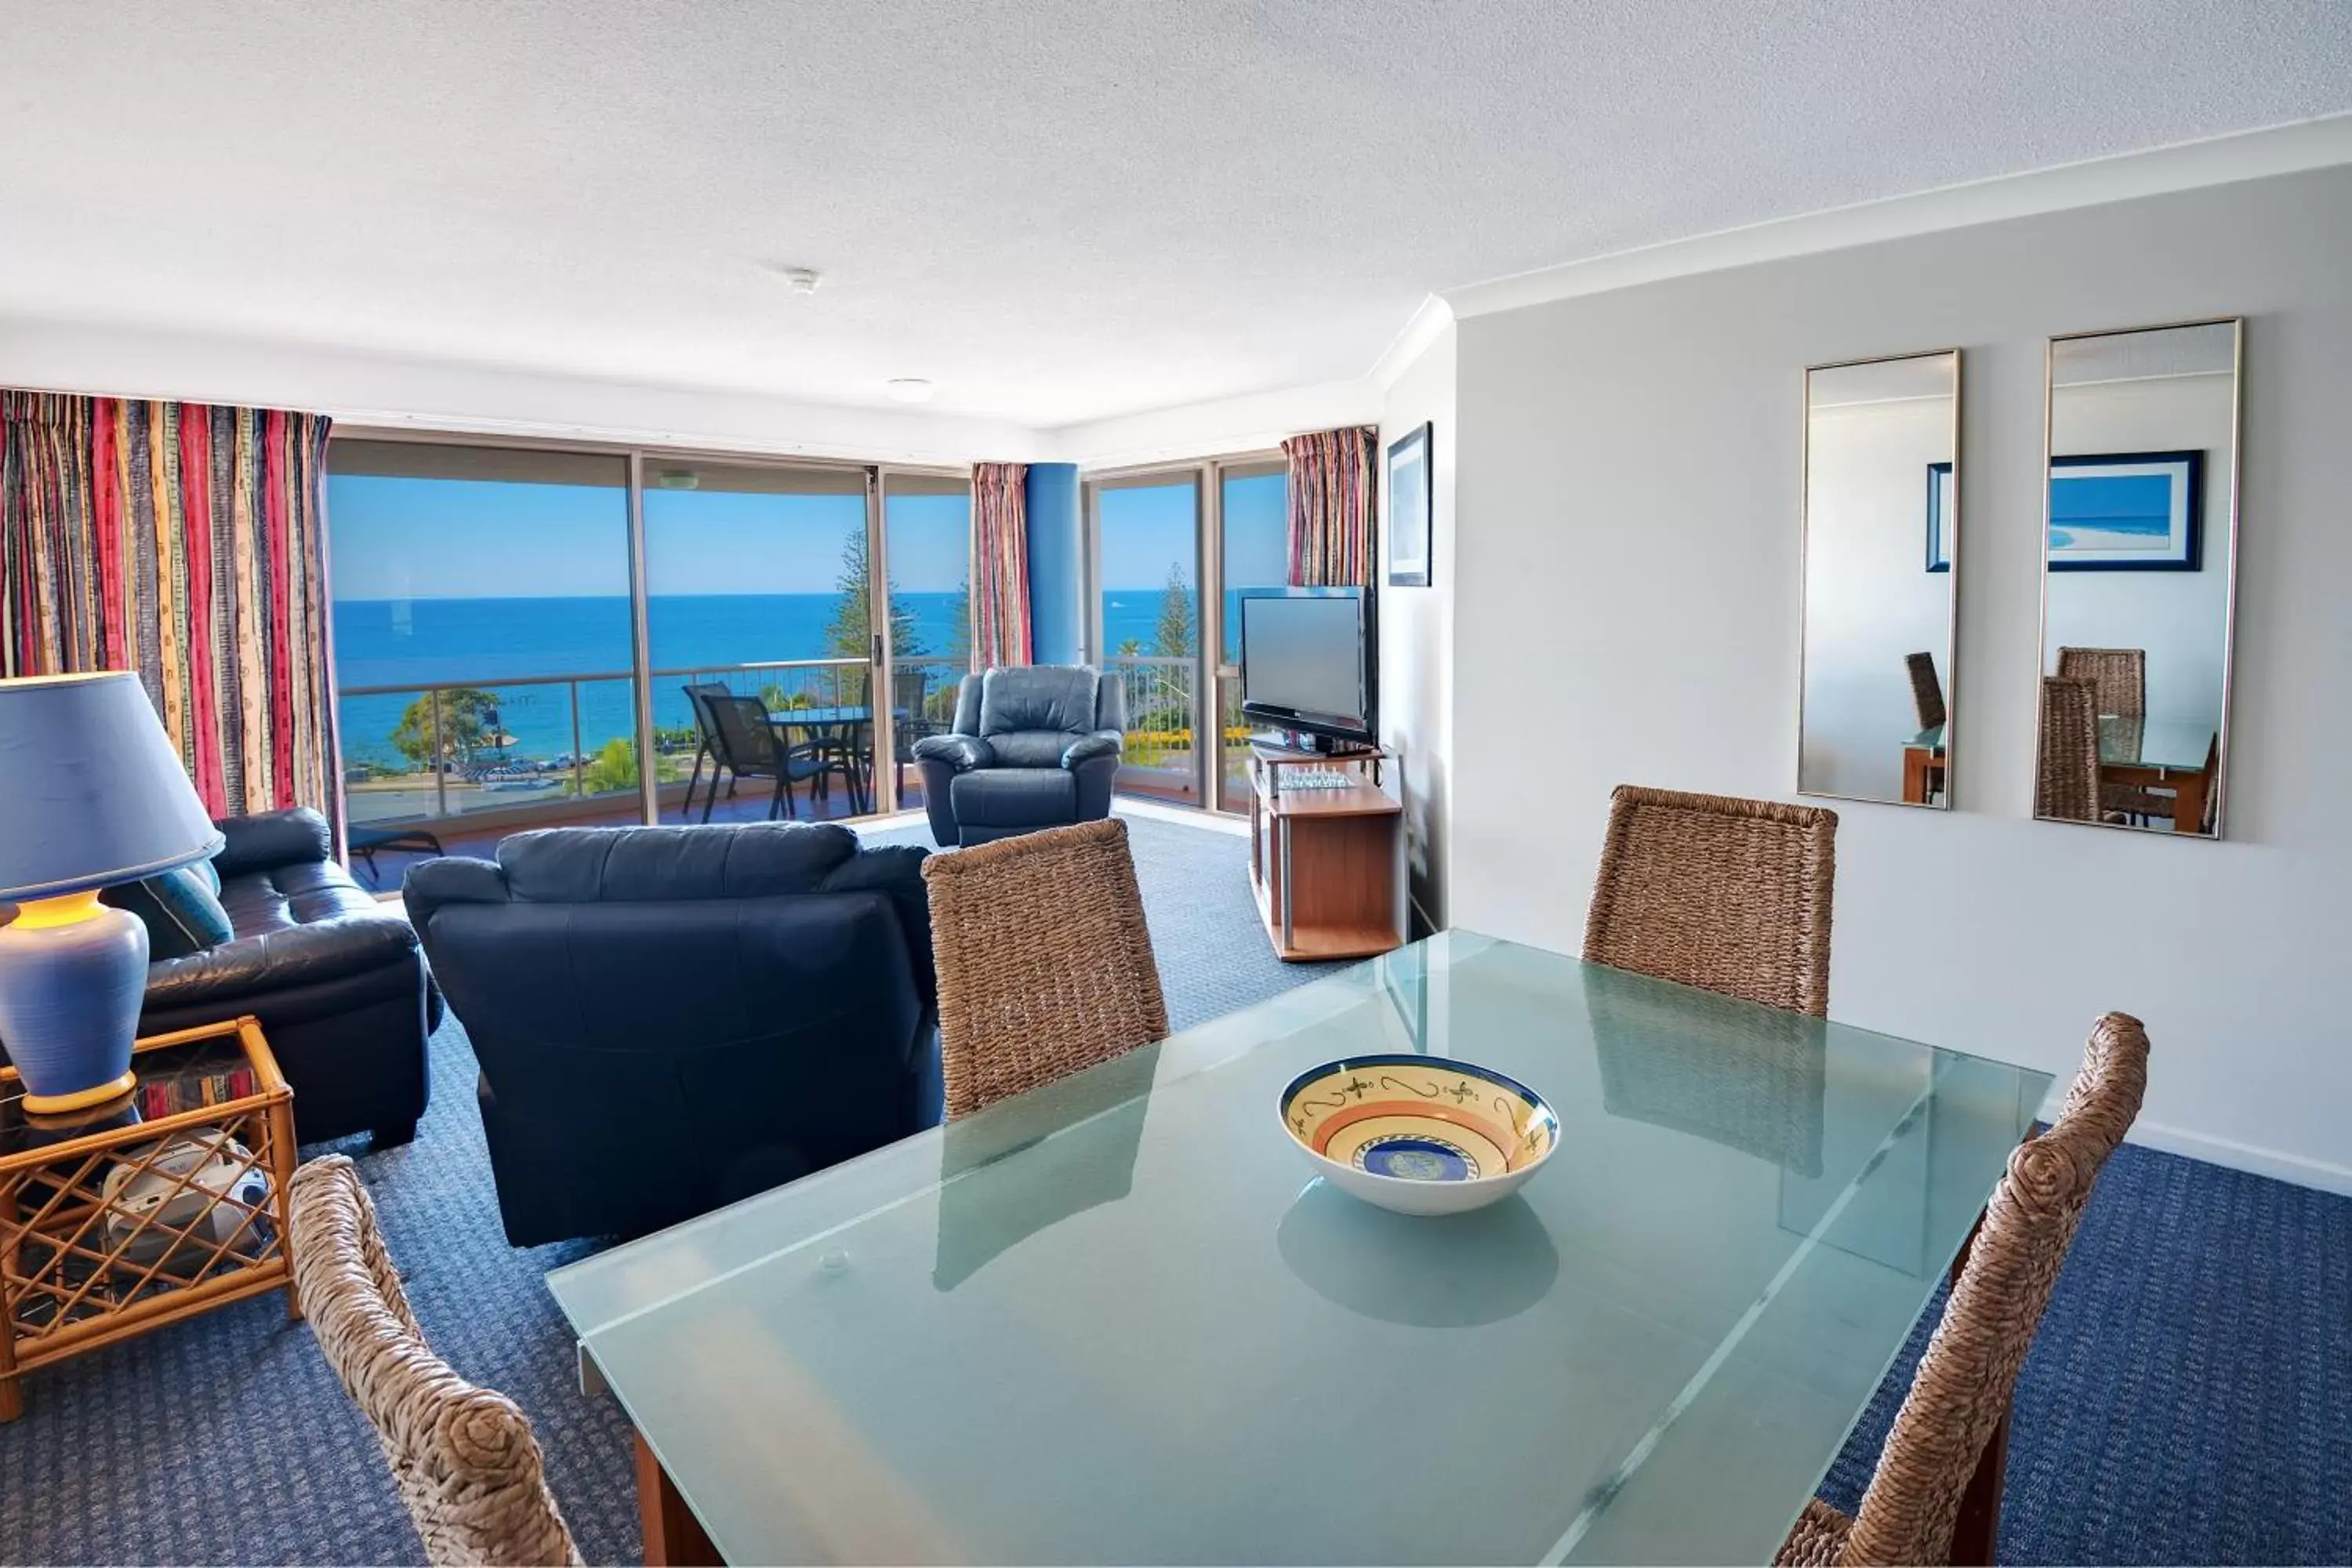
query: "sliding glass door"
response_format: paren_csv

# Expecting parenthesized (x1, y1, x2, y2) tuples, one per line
(326, 441, 640, 888)
(879, 471, 974, 816)
(1093, 474, 1203, 804)
(1086, 455, 1287, 812)
(1215, 460, 1288, 811)
(641, 459, 878, 822)
(325, 438, 981, 881)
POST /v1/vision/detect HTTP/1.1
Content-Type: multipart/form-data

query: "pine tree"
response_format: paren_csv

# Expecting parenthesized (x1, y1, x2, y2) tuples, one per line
(1152, 561, 1196, 660)
(824, 528, 925, 663)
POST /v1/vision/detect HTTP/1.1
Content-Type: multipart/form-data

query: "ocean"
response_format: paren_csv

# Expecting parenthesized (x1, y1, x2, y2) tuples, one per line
(332, 590, 1221, 770)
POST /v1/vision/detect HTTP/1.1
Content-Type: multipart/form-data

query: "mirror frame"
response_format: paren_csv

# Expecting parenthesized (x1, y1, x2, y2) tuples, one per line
(1796, 347, 1964, 809)
(2033, 317, 2244, 840)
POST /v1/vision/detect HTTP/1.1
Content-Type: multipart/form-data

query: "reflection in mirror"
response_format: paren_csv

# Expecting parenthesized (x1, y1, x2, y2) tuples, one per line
(2035, 320, 2240, 837)
(1798, 350, 1961, 807)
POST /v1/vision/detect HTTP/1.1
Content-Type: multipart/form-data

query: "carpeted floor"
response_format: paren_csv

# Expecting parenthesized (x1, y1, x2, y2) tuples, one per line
(2, 808, 2347, 1565)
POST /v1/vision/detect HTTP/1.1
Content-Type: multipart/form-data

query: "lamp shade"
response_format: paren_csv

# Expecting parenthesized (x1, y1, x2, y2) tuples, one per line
(0, 672, 224, 901)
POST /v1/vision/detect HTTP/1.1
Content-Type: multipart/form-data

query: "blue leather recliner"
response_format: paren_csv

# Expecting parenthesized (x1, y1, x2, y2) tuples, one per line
(405, 821, 938, 1247)
(910, 666, 1127, 847)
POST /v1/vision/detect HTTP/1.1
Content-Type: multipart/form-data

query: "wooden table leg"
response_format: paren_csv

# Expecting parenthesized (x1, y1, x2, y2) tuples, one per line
(637, 1428, 723, 1566)
(1902, 748, 1929, 804)
(2169, 769, 2210, 836)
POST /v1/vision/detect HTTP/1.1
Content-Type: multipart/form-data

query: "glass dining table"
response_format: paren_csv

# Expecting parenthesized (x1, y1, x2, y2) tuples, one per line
(1905, 717, 2216, 823)
(549, 931, 2053, 1566)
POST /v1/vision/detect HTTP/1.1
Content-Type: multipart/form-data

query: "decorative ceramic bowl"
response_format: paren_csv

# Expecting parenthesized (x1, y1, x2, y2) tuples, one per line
(1278, 1055, 1560, 1216)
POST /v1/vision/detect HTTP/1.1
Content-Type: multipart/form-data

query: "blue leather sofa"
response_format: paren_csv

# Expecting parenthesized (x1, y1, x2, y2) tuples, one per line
(0, 808, 440, 1149)
(911, 666, 1126, 847)
(405, 820, 938, 1247)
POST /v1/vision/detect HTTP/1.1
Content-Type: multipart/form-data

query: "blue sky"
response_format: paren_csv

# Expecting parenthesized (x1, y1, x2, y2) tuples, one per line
(328, 469, 1285, 599)
(327, 475, 974, 598)
(1100, 473, 1286, 590)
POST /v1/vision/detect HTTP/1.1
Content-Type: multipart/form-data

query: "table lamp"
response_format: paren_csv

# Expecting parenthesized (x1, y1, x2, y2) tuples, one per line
(0, 672, 224, 1112)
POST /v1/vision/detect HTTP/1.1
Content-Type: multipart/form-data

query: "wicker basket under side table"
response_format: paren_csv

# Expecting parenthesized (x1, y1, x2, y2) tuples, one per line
(0, 1015, 300, 1421)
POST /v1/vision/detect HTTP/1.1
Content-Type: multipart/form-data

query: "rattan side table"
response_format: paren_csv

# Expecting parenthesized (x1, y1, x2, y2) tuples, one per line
(0, 1015, 299, 1421)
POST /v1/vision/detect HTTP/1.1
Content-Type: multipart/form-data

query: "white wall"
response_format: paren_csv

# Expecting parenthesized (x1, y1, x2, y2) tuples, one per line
(1451, 163, 2352, 1190)
(0, 314, 1034, 465)
(1379, 324, 1457, 931)
(2042, 373, 2235, 728)
(1801, 397, 1954, 798)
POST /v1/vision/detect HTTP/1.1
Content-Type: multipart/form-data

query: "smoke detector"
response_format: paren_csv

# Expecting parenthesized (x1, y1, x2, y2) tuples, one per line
(781, 267, 822, 296)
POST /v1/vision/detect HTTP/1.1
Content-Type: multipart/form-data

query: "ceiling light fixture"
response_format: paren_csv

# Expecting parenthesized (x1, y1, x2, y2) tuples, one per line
(885, 379, 935, 405)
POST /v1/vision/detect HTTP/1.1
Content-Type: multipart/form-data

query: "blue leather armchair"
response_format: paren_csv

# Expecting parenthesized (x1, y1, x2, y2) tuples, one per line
(405, 821, 938, 1247)
(911, 666, 1126, 847)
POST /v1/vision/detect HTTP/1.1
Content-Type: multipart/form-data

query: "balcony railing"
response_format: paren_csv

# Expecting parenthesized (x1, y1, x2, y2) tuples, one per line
(338, 652, 1236, 835)
(337, 655, 969, 831)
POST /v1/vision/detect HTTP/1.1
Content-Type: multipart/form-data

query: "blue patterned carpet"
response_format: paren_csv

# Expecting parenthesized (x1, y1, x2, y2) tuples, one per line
(2, 811, 2347, 1564)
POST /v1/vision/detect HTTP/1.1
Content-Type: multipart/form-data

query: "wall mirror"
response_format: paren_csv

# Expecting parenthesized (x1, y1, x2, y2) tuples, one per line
(2034, 319, 2241, 838)
(1798, 349, 1961, 807)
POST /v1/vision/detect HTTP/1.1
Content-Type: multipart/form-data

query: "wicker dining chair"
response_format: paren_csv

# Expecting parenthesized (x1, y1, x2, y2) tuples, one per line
(921, 817, 1170, 1121)
(1904, 652, 1947, 804)
(1777, 1011, 2151, 1567)
(2055, 647, 2146, 718)
(1904, 652, 1947, 731)
(2034, 677, 2102, 822)
(1582, 785, 1838, 1018)
(289, 1156, 582, 1568)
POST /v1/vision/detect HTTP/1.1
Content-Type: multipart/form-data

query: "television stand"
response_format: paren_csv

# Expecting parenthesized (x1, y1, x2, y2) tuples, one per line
(1249, 731, 1386, 776)
(1245, 741, 1404, 963)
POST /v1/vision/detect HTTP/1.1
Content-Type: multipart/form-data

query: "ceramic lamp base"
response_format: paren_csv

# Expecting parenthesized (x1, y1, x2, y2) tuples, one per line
(0, 891, 149, 1112)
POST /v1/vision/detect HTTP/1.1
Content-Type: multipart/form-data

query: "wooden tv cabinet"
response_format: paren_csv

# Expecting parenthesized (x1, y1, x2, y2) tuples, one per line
(1244, 741, 1405, 963)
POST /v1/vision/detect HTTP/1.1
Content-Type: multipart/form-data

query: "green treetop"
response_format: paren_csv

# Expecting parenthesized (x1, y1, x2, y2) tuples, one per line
(824, 527, 925, 666)
(389, 688, 503, 770)
(1152, 561, 1196, 660)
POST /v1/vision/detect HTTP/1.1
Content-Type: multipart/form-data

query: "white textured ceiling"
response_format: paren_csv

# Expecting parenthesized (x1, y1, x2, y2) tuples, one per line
(2, 1, 2347, 427)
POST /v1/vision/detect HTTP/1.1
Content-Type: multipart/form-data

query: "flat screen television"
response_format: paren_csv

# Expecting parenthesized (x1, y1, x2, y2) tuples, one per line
(1238, 586, 1377, 750)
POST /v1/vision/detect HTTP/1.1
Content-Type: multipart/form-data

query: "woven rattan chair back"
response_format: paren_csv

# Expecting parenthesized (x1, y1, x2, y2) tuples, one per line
(2055, 646, 2145, 717)
(922, 818, 1171, 1121)
(1804, 1013, 2151, 1566)
(1582, 786, 1838, 1018)
(1904, 652, 1947, 731)
(289, 1156, 581, 1568)
(2034, 677, 2101, 822)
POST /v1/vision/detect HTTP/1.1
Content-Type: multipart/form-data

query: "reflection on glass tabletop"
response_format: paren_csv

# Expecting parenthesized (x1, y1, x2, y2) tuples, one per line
(548, 929, 2053, 1566)
(2096, 716, 2214, 771)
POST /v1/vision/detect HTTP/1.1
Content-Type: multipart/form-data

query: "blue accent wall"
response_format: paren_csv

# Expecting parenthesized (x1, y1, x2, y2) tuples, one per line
(1025, 463, 1083, 664)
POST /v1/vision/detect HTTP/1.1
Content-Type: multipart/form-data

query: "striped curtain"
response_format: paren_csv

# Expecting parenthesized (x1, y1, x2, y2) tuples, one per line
(971, 460, 1032, 670)
(1282, 426, 1378, 586)
(1, 391, 337, 822)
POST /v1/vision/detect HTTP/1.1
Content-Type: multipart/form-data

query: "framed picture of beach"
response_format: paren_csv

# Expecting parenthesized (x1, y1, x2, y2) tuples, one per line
(2048, 450, 2203, 571)
(1386, 422, 1432, 587)
(1924, 460, 1954, 572)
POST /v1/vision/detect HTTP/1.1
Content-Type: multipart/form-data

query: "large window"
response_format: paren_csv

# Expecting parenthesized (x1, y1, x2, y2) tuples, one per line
(1085, 455, 1287, 813)
(326, 437, 969, 887)
(1217, 463, 1288, 809)
(328, 442, 641, 856)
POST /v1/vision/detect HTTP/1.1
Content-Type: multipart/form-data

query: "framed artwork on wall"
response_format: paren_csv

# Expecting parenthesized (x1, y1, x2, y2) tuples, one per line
(2048, 450, 2204, 571)
(1925, 460, 1954, 572)
(1386, 422, 1432, 587)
